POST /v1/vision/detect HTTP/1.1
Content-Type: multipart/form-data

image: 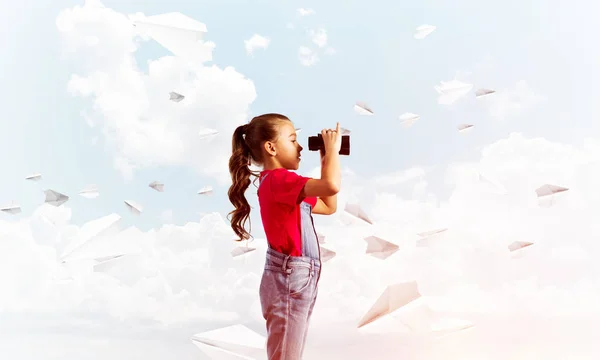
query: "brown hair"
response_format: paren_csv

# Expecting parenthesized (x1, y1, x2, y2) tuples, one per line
(227, 113, 291, 241)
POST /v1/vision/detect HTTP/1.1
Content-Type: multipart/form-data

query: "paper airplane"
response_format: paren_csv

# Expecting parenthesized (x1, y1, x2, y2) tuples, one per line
(399, 112, 420, 128)
(358, 281, 421, 328)
(535, 184, 568, 197)
(364, 236, 399, 260)
(416, 228, 448, 247)
(457, 124, 474, 133)
(0, 203, 21, 215)
(344, 203, 373, 225)
(191, 324, 266, 359)
(340, 127, 351, 135)
(320, 246, 337, 262)
(44, 189, 69, 207)
(149, 181, 164, 192)
(78, 184, 99, 199)
(169, 91, 185, 102)
(434, 80, 473, 105)
(295, 127, 302, 134)
(25, 173, 42, 181)
(132, 12, 208, 60)
(475, 88, 495, 98)
(231, 246, 256, 258)
(414, 25, 436, 39)
(199, 128, 219, 139)
(124, 200, 143, 215)
(508, 240, 533, 252)
(198, 186, 213, 195)
(60, 213, 122, 260)
(354, 102, 374, 115)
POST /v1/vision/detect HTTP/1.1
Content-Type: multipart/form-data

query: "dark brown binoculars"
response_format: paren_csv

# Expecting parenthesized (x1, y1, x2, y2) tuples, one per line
(308, 134, 350, 155)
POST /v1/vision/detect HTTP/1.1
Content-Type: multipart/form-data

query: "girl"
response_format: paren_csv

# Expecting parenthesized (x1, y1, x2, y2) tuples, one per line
(227, 113, 342, 360)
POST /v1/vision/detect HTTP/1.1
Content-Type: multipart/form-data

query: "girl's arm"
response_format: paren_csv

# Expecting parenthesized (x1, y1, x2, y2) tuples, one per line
(312, 147, 338, 215)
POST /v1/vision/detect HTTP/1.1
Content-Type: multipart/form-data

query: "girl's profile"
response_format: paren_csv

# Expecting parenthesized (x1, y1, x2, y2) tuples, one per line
(227, 113, 342, 360)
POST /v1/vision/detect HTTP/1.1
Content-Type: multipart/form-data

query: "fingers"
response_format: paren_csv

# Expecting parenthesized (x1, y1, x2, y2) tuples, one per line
(335, 122, 340, 133)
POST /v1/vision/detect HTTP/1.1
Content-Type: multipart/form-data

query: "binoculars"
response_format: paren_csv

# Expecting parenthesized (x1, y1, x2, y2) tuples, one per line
(308, 134, 350, 155)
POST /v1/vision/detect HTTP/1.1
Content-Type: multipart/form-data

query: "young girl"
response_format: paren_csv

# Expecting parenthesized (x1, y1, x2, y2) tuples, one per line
(227, 113, 342, 360)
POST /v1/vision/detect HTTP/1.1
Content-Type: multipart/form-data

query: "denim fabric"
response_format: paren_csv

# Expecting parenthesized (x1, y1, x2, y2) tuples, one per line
(259, 248, 321, 360)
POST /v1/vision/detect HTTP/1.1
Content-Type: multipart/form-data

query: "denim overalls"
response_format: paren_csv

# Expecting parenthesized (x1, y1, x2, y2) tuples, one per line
(258, 172, 322, 360)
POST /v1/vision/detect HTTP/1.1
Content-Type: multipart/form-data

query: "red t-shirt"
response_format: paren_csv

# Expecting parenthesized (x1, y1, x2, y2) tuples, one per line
(258, 168, 317, 256)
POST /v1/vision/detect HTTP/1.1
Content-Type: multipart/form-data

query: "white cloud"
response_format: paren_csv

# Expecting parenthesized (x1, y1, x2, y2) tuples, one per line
(485, 80, 544, 120)
(56, 2, 257, 184)
(297, 8, 315, 16)
(3, 132, 600, 358)
(244, 34, 270, 56)
(308, 28, 327, 48)
(298, 46, 319, 66)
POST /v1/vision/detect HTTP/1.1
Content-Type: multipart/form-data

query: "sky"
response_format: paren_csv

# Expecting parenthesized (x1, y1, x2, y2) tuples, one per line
(1, 0, 600, 359)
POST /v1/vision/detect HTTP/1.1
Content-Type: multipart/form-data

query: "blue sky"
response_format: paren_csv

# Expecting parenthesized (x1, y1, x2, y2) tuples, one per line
(1, 0, 598, 234)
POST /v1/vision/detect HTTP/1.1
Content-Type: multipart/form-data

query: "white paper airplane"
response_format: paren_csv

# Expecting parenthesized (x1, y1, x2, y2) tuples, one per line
(231, 246, 256, 258)
(364, 236, 399, 260)
(414, 25, 436, 39)
(169, 91, 185, 102)
(344, 203, 373, 225)
(199, 128, 219, 139)
(149, 181, 165, 192)
(475, 88, 496, 98)
(198, 186, 213, 195)
(434, 80, 473, 105)
(78, 184, 99, 199)
(44, 189, 69, 207)
(60, 213, 122, 260)
(320, 246, 337, 262)
(124, 200, 143, 215)
(416, 228, 448, 247)
(132, 12, 208, 60)
(535, 184, 568, 197)
(399, 112, 420, 128)
(508, 240, 533, 252)
(457, 124, 474, 133)
(354, 102, 374, 115)
(358, 281, 421, 328)
(25, 173, 42, 181)
(340, 127, 351, 135)
(0, 202, 21, 215)
(191, 324, 266, 359)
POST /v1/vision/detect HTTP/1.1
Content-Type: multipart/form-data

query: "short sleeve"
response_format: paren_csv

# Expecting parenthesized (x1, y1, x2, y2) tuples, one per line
(304, 196, 318, 208)
(268, 169, 312, 207)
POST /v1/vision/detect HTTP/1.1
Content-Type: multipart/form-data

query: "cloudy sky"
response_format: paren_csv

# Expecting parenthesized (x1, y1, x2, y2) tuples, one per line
(1, 0, 600, 359)
(1, 0, 597, 233)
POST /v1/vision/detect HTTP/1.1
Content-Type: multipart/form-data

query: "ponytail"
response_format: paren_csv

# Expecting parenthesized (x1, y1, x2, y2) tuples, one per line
(227, 124, 255, 241)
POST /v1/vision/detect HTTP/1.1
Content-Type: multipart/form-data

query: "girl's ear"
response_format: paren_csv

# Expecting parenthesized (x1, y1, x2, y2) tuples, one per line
(263, 141, 276, 156)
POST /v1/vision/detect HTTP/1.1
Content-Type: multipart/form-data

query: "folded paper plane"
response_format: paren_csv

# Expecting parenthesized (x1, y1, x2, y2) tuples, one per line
(354, 102, 374, 115)
(191, 324, 266, 359)
(364, 236, 399, 259)
(169, 91, 185, 102)
(414, 25, 436, 39)
(124, 200, 143, 215)
(399, 112, 420, 128)
(434, 80, 473, 105)
(44, 189, 69, 207)
(78, 184, 99, 198)
(149, 181, 165, 192)
(358, 281, 421, 328)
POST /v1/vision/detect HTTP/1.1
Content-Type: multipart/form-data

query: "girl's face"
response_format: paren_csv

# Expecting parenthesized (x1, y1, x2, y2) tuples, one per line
(274, 121, 303, 170)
